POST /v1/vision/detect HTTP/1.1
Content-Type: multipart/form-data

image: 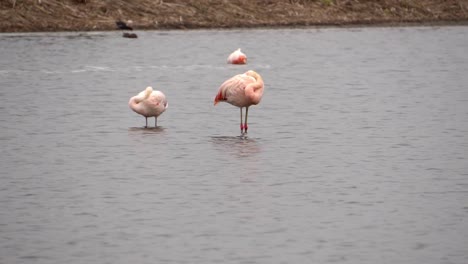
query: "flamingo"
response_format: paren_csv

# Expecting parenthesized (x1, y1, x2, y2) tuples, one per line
(129, 86, 168, 127)
(214, 70, 264, 134)
(227, 48, 247, 64)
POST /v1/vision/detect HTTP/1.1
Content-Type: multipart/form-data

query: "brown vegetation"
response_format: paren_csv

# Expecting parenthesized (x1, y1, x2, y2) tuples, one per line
(1, 0, 467, 32)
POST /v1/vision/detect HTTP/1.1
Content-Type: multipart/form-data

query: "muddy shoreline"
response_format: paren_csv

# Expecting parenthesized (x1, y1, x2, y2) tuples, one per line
(1, 0, 467, 33)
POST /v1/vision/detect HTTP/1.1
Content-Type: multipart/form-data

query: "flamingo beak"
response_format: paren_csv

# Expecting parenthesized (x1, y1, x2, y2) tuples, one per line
(214, 92, 224, 105)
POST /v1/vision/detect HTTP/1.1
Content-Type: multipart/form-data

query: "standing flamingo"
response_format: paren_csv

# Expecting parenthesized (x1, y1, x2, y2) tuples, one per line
(227, 48, 247, 64)
(214, 70, 264, 134)
(129, 86, 168, 128)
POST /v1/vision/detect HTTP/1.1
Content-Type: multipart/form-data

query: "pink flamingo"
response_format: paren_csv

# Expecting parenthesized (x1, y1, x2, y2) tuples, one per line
(214, 70, 264, 134)
(227, 48, 247, 64)
(129, 86, 168, 127)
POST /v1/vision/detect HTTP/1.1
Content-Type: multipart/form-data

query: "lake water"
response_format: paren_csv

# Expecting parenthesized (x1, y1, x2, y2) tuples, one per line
(1, 26, 468, 264)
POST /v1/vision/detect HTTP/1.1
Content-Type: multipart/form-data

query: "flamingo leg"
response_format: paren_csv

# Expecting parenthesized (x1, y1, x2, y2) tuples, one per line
(244, 107, 249, 134)
(155, 117, 158, 127)
(240, 107, 244, 133)
(145, 117, 148, 128)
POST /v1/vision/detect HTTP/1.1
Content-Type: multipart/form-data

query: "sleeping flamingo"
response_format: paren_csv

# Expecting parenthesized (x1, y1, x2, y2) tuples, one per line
(129, 86, 168, 128)
(227, 48, 247, 64)
(214, 70, 264, 134)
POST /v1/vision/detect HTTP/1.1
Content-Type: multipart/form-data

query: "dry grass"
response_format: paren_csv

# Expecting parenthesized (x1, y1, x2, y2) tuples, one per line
(0, 0, 467, 32)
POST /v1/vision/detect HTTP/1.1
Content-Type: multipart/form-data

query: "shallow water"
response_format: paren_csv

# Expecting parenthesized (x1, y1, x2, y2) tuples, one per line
(1, 26, 468, 264)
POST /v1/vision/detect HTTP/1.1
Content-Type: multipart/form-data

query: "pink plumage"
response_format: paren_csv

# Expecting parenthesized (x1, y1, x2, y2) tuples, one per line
(214, 70, 264, 134)
(227, 48, 247, 64)
(129, 86, 168, 127)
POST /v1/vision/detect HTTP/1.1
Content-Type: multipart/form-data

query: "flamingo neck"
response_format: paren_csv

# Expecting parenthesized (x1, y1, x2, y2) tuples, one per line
(245, 71, 264, 105)
(129, 87, 152, 112)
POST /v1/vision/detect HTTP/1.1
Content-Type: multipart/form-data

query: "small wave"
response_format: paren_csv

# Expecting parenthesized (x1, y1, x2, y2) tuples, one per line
(1, 63, 272, 76)
(84, 66, 114, 72)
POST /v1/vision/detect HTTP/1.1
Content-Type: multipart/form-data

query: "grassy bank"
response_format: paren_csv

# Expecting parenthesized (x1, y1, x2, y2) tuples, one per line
(1, 0, 467, 32)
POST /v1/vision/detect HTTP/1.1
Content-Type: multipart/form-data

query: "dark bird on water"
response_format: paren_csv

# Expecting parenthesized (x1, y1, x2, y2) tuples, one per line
(116, 20, 133, 30)
(123, 33, 138, 39)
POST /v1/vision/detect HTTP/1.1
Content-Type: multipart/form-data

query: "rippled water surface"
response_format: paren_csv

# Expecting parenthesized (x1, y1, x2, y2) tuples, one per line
(1, 26, 468, 264)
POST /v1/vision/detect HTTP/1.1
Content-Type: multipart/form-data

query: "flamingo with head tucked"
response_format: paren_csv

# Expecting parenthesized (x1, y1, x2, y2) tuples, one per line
(227, 48, 247, 64)
(129, 86, 168, 127)
(214, 70, 264, 134)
